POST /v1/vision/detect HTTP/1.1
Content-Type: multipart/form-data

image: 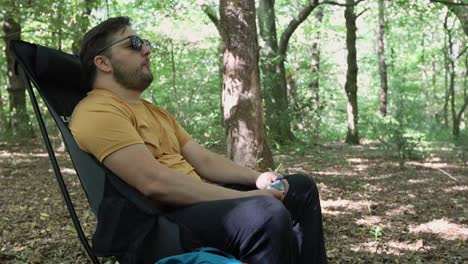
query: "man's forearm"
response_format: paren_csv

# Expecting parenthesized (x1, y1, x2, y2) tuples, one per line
(194, 151, 260, 185)
(147, 168, 248, 205)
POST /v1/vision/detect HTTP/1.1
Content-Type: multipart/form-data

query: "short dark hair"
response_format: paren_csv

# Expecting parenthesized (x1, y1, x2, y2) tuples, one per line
(79, 16, 131, 90)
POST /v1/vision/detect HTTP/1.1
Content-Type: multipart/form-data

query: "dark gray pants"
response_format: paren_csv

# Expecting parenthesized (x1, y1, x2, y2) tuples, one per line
(166, 174, 327, 264)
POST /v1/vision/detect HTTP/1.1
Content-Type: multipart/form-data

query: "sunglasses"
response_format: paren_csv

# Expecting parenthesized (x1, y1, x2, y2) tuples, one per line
(96, 35, 151, 55)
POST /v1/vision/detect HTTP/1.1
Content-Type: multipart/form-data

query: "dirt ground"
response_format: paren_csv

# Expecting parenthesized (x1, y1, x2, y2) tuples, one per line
(0, 139, 467, 264)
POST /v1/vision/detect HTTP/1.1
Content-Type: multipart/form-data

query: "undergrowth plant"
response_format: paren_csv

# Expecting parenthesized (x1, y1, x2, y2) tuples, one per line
(371, 114, 425, 167)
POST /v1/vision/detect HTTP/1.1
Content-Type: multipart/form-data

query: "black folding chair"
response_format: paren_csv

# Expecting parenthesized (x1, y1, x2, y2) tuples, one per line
(10, 40, 183, 263)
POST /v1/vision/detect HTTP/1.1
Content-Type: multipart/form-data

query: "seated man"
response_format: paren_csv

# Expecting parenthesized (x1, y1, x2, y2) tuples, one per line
(70, 16, 327, 264)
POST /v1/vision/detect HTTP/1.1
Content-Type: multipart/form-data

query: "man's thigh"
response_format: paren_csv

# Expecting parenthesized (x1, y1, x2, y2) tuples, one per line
(165, 195, 290, 256)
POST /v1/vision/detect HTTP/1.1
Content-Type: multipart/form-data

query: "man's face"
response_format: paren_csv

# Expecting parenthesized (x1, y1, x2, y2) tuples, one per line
(107, 27, 153, 92)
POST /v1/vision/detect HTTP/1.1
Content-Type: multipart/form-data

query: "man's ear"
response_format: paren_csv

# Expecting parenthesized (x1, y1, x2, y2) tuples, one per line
(94, 55, 113, 73)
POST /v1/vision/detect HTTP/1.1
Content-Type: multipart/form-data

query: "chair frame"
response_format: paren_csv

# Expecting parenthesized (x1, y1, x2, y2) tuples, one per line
(11, 40, 100, 263)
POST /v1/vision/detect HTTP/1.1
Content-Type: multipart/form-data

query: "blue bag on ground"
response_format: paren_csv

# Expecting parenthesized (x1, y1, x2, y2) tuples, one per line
(155, 247, 243, 264)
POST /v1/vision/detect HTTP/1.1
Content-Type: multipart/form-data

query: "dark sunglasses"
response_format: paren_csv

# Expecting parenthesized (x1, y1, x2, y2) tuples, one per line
(96, 35, 151, 55)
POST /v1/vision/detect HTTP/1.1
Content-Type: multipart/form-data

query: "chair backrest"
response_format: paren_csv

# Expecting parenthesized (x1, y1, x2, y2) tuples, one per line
(10, 40, 174, 263)
(11, 40, 105, 214)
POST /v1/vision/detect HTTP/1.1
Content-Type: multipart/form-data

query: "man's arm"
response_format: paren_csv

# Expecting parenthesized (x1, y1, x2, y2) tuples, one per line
(103, 143, 284, 206)
(181, 139, 282, 189)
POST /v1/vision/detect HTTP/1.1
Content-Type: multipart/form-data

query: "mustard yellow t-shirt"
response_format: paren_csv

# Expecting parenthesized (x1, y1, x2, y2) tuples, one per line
(70, 88, 199, 179)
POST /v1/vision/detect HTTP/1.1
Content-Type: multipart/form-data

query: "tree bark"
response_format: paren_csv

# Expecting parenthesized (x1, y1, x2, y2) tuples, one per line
(3, 15, 31, 137)
(344, 0, 360, 144)
(257, 0, 294, 143)
(377, 0, 388, 117)
(430, 0, 468, 36)
(0, 84, 4, 132)
(443, 30, 450, 127)
(219, 0, 274, 170)
(256, 0, 321, 143)
(444, 11, 468, 139)
(287, 73, 298, 109)
(309, 7, 324, 112)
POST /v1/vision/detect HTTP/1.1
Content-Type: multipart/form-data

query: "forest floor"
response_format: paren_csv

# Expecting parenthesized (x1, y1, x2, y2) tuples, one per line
(0, 139, 467, 264)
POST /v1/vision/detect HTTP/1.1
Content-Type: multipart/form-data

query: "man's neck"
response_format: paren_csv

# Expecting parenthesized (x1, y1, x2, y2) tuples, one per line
(94, 78, 142, 104)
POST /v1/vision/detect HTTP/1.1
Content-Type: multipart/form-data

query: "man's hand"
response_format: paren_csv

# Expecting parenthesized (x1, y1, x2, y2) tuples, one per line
(255, 172, 289, 196)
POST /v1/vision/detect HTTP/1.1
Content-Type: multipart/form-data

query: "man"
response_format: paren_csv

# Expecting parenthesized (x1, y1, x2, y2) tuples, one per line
(71, 16, 327, 264)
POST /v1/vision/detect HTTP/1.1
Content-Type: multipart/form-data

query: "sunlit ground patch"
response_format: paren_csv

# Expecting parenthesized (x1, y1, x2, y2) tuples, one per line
(366, 174, 397, 181)
(0, 151, 55, 158)
(321, 199, 373, 215)
(314, 170, 358, 177)
(443, 185, 468, 193)
(385, 204, 416, 216)
(407, 178, 432, 184)
(60, 168, 76, 175)
(409, 218, 468, 241)
(356, 216, 382, 226)
(351, 239, 429, 255)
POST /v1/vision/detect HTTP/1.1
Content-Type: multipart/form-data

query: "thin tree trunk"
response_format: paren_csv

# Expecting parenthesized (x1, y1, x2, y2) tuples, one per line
(449, 63, 458, 137)
(257, 0, 293, 143)
(0, 87, 4, 132)
(377, 0, 388, 117)
(257, 0, 321, 143)
(310, 7, 323, 112)
(71, 0, 95, 55)
(3, 16, 31, 137)
(287, 73, 298, 109)
(421, 35, 431, 114)
(220, 0, 274, 170)
(444, 11, 467, 139)
(344, 0, 359, 144)
(443, 30, 450, 127)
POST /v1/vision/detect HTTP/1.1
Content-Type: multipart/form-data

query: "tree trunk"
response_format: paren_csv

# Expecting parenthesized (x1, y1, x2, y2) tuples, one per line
(444, 11, 468, 139)
(377, 0, 388, 117)
(309, 7, 323, 112)
(287, 73, 298, 109)
(430, 0, 468, 37)
(71, 0, 95, 55)
(219, 0, 274, 170)
(3, 16, 31, 137)
(344, 0, 360, 144)
(0, 86, 4, 132)
(449, 64, 458, 137)
(443, 31, 450, 127)
(257, 0, 293, 144)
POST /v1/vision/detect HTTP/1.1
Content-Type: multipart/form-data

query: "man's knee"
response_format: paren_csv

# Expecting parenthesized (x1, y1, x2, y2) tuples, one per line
(240, 196, 292, 234)
(286, 173, 319, 195)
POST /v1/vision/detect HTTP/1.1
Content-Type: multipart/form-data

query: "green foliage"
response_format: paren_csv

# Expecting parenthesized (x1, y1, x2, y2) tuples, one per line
(370, 224, 384, 241)
(0, 0, 466, 149)
(370, 113, 426, 167)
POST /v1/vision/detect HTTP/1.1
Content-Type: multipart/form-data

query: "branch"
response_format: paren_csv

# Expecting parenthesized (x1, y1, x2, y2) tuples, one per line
(356, 8, 368, 18)
(456, 46, 467, 59)
(202, 4, 220, 34)
(320, 0, 365, 7)
(430, 0, 468, 6)
(278, 0, 320, 57)
(456, 99, 468, 121)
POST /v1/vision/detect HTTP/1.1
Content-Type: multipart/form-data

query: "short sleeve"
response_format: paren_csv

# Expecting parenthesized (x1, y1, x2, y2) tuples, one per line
(173, 119, 192, 147)
(157, 107, 192, 147)
(70, 103, 144, 162)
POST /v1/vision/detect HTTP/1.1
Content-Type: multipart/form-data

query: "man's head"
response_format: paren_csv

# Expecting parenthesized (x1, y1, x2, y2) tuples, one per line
(80, 16, 153, 92)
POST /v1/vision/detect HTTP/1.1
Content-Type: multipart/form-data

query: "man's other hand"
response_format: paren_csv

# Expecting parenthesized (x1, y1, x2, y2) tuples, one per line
(256, 172, 289, 196)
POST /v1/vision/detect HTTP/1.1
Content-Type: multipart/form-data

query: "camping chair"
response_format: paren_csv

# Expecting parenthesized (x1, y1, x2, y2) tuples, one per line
(10, 40, 183, 263)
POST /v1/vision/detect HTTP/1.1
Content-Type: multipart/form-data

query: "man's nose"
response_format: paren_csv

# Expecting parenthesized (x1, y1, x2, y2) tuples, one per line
(141, 43, 151, 56)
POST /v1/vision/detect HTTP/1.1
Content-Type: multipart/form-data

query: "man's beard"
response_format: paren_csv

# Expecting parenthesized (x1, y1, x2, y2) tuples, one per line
(111, 60, 153, 92)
